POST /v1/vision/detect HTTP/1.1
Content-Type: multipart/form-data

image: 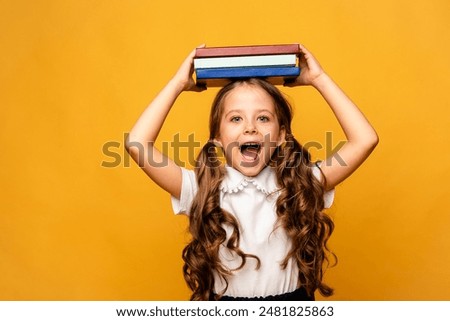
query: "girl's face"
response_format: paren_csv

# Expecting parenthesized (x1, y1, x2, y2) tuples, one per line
(215, 84, 285, 177)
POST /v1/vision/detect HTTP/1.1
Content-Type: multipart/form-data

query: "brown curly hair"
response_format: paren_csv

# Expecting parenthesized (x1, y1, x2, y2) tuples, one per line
(182, 78, 335, 300)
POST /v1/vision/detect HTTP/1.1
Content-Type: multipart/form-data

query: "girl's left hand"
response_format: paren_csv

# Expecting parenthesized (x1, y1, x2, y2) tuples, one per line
(284, 44, 326, 88)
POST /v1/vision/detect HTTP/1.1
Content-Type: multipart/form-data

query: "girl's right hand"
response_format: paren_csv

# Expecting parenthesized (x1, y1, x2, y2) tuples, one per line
(171, 45, 207, 92)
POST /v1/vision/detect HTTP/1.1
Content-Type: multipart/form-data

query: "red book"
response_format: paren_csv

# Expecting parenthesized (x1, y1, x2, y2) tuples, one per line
(195, 44, 300, 58)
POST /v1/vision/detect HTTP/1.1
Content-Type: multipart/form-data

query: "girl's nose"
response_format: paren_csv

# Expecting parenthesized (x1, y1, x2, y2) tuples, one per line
(244, 122, 258, 135)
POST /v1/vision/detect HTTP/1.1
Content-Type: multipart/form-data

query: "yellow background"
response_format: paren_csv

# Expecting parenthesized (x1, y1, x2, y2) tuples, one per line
(1, 0, 449, 300)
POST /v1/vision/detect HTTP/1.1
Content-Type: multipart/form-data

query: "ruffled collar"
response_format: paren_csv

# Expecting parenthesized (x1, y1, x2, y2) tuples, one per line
(220, 165, 279, 195)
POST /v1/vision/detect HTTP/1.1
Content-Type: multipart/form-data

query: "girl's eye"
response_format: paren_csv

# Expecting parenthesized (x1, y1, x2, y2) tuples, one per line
(231, 116, 242, 122)
(258, 115, 269, 122)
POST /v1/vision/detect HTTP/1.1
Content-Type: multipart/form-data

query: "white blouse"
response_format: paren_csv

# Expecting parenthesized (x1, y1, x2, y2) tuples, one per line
(171, 165, 334, 298)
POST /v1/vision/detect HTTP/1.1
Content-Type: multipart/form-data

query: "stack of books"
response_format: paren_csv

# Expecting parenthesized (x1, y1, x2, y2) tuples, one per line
(194, 44, 300, 87)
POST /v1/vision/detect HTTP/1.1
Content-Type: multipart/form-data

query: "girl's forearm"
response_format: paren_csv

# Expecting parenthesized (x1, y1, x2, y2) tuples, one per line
(125, 78, 186, 198)
(124, 47, 201, 198)
(127, 79, 185, 145)
(312, 73, 378, 147)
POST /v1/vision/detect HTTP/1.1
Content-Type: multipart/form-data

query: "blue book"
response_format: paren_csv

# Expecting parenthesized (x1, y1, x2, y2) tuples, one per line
(196, 66, 300, 87)
(194, 54, 297, 69)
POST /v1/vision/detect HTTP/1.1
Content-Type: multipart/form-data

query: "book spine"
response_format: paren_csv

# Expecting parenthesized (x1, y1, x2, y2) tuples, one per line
(195, 44, 300, 58)
(196, 77, 291, 87)
(194, 54, 297, 69)
(195, 66, 300, 79)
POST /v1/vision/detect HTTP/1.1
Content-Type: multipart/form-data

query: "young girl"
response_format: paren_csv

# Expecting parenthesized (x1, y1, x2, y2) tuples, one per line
(126, 44, 378, 301)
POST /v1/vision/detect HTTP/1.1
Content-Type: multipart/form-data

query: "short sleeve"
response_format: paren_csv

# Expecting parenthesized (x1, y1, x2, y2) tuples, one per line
(312, 163, 335, 209)
(170, 167, 198, 215)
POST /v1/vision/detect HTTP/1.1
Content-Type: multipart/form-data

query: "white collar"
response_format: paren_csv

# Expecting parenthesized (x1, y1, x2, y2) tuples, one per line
(220, 165, 279, 195)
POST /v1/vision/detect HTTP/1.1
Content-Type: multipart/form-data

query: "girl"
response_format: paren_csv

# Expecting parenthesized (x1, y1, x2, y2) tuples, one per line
(126, 44, 378, 301)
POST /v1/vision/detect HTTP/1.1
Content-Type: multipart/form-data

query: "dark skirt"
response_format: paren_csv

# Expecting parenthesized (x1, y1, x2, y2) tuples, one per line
(210, 287, 315, 301)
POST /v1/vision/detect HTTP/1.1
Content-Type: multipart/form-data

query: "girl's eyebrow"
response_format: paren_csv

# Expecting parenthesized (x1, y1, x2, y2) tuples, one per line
(224, 109, 243, 117)
(224, 109, 275, 117)
(257, 109, 276, 116)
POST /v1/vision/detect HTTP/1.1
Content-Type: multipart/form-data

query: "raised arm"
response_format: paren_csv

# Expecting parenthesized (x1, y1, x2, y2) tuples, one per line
(125, 47, 206, 198)
(285, 44, 379, 190)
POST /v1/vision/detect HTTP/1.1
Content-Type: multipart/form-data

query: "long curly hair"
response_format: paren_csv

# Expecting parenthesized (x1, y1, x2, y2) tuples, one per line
(182, 78, 335, 300)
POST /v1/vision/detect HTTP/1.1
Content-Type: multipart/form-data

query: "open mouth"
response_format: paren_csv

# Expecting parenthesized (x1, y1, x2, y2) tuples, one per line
(239, 142, 261, 162)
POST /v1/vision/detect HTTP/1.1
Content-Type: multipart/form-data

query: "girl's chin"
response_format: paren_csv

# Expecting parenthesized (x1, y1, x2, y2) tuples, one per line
(238, 168, 264, 177)
(235, 160, 266, 177)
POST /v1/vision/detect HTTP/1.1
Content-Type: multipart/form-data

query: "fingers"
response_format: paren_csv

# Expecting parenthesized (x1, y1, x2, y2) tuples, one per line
(188, 44, 206, 60)
(298, 43, 309, 54)
(298, 44, 315, 63)
(299, 44, 316, 61)
(184, 49, 197, 66)
(185, 44, 207, 92)
(183, 44, 206, 68)
(186, 79, 207, 92)
(191, 84, 207, 92)
(283, 78, 297, 87)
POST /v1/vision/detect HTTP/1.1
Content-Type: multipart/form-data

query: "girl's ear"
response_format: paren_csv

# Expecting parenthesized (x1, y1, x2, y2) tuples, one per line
(277, 126, 286, 147)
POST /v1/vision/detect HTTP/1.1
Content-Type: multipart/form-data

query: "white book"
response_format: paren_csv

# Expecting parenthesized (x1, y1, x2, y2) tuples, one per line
(194, 54, 297, 69)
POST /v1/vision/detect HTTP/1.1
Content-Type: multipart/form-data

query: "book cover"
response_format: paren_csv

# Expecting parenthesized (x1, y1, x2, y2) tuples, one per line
(195, 66, 300, 87)
(196, 76, 295, 87)
(195, 44, 300, 58)
(196, 66, 300, 79)
(194, 54, 297, 69)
